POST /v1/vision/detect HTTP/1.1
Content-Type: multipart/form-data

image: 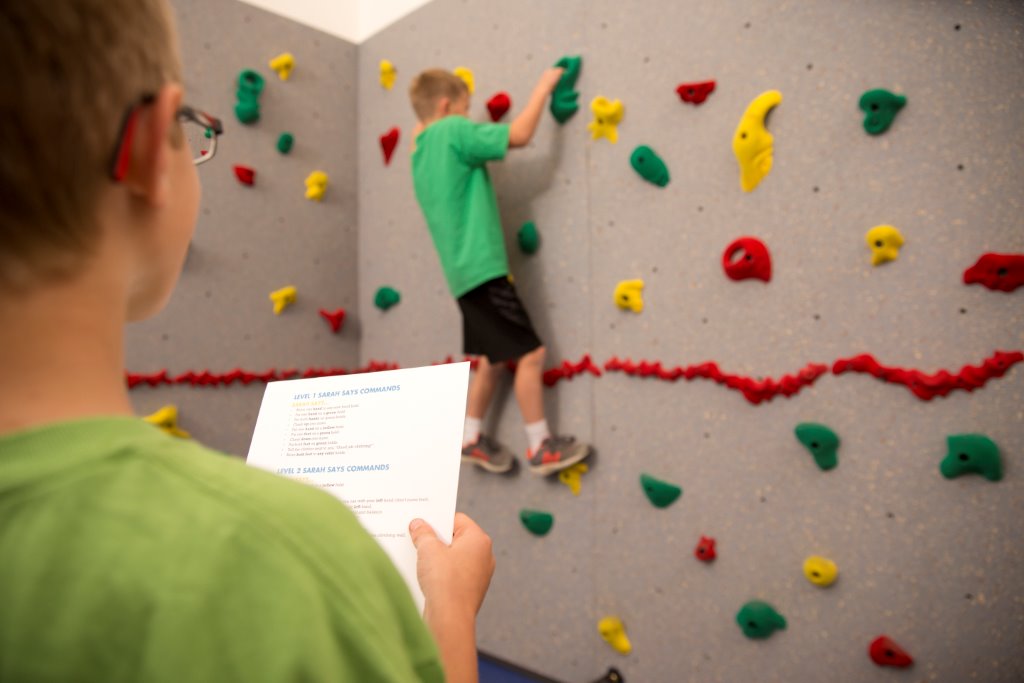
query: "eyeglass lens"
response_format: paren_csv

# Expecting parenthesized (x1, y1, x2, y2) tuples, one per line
(182, 119, 215, 163)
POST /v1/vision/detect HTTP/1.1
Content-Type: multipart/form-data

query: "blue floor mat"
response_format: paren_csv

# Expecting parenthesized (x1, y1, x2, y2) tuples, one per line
(478, 651, 564, 683)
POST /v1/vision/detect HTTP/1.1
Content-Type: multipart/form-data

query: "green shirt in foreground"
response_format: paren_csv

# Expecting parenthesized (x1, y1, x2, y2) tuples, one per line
(412, 115, 511, 298)
(0, 417, 444, 683)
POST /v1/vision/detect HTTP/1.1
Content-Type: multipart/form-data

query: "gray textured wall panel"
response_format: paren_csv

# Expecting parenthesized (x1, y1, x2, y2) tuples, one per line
(127, 0, 360, 456)
(124, 0, 1024, 680)
(359, 1, 1023, 682)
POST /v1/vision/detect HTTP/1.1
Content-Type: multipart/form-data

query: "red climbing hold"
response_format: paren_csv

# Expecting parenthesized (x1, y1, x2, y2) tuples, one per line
(380, 127, 400, 165)
(676, 80, 716, 105)
(233, 165, 255, 186)
(486, 92, 511, 121)
(319, 308, 346, 333)
(694, 536, 717, 562)
(722, 237, 772, 283)
(963, 253, 1024, 292)
(869, 636, 913, 668)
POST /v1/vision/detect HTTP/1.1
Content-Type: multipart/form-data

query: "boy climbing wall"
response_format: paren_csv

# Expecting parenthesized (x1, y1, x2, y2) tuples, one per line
(409, 68, 591, 475)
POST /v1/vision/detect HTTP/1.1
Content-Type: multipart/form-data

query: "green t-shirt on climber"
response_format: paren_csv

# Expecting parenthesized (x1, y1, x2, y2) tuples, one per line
(412, 115, 511, 298)
(0, 417, 444, 683)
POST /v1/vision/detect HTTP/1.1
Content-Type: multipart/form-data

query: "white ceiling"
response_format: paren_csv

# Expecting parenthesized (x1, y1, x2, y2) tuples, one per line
(237, 0, 435, 44)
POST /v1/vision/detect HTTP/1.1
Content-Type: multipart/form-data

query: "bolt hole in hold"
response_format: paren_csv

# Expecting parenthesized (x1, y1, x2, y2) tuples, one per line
(748, 621, 757, 628)
(959, 453, 969, 461)
(811, 442, 819, 449)
(740, 131, 748, 139)
(875, 240, 883, 247)
(871, 103, 879, 111)
(998, 268, 1008, 276)
(885, 650, 894, 658)
(812, 572, 820, 578)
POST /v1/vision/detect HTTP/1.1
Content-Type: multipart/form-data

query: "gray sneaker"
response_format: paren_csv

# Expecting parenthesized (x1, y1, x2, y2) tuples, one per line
(527, 435, 591, 475)
(462, 434, 515, 473)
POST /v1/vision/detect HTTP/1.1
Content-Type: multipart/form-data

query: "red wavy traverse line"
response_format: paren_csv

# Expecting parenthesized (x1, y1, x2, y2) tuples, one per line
(125, 351, 1023, 403)
(125, 361, 401, 388)
(604, 357, 829, 405)
(832, 350, 1024, 401)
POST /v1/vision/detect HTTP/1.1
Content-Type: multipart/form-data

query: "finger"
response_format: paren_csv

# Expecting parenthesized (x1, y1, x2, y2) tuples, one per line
(452, 512, 479, 538)
(409, 518, 442, 550)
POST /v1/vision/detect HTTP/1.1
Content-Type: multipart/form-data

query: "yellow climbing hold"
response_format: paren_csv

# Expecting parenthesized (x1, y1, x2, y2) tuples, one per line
(268, 52, 295, 80)
(803, 555, 839, 587)
(733, 90, 782, 192)
(598, 616, 632, 655)
(558, 462, 589, 496)
(865, 225, 905, 266)
(143, 405, 191, 439)
(379, 59, 397, 90)
(453, 66, 475, 93)
(613, 279, 644, 313)
(269, 285, 297, 315)
(304, 170, 329, 201)
(587, 96, 625, 143)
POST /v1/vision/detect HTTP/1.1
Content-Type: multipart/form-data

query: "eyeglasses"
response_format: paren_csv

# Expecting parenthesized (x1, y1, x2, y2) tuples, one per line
(109, 94, 223, 181)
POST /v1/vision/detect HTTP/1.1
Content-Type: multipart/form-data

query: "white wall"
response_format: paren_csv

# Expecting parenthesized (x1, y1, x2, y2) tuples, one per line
(237, 0, 433, 43)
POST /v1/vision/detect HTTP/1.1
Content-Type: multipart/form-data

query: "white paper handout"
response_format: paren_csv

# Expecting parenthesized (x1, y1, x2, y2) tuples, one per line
(246, 362, 470, 610)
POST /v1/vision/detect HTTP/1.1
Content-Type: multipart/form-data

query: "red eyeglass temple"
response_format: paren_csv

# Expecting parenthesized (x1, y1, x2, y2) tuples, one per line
(111, 107, 143, 182)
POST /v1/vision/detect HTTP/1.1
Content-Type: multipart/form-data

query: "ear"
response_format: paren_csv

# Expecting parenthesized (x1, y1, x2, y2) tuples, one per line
(436, 96, 451, 117)
(123, 82, 183, 207)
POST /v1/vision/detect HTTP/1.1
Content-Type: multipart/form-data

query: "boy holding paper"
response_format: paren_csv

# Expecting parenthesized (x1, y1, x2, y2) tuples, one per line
(0, 2, 492, 681)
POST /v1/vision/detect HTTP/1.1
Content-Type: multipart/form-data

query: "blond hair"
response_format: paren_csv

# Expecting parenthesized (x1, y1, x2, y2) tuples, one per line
(0, 0, 182, 290)
(408, 69, 468, 121)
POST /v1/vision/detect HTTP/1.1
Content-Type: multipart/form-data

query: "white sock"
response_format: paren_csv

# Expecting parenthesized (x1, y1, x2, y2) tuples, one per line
(464, 416, 482, 447)
(525, 419, 551, 454)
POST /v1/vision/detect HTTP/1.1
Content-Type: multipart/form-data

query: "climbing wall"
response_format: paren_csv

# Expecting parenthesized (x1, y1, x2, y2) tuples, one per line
(356, 0, 1024, 681)
(126, 0, 360, 456)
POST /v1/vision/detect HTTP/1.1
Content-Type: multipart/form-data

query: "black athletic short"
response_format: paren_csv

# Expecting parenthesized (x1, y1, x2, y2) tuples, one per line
(457, 276, 543, 363)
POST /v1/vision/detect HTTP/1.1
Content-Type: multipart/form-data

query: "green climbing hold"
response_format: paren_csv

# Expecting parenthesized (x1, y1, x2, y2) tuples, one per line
(234, 99, 260, 124)
(859, 89, 906, 135)
(374, 286, 401, 311)
(794, 423, 840, 471)
(238, 69, 266, 97)
(204, 128, 213, 139)
(736, 601, 787, 639)
(518, 221, 540, 254)
(941, 434, 1002, 482)
(640, 473, 681, 508)
(520, 509, 554, 536)
(549, 55, 582, 124)
(277, 132, 295, 154)
(630, 145, 670, 187)
(234, 69, 265, 125)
